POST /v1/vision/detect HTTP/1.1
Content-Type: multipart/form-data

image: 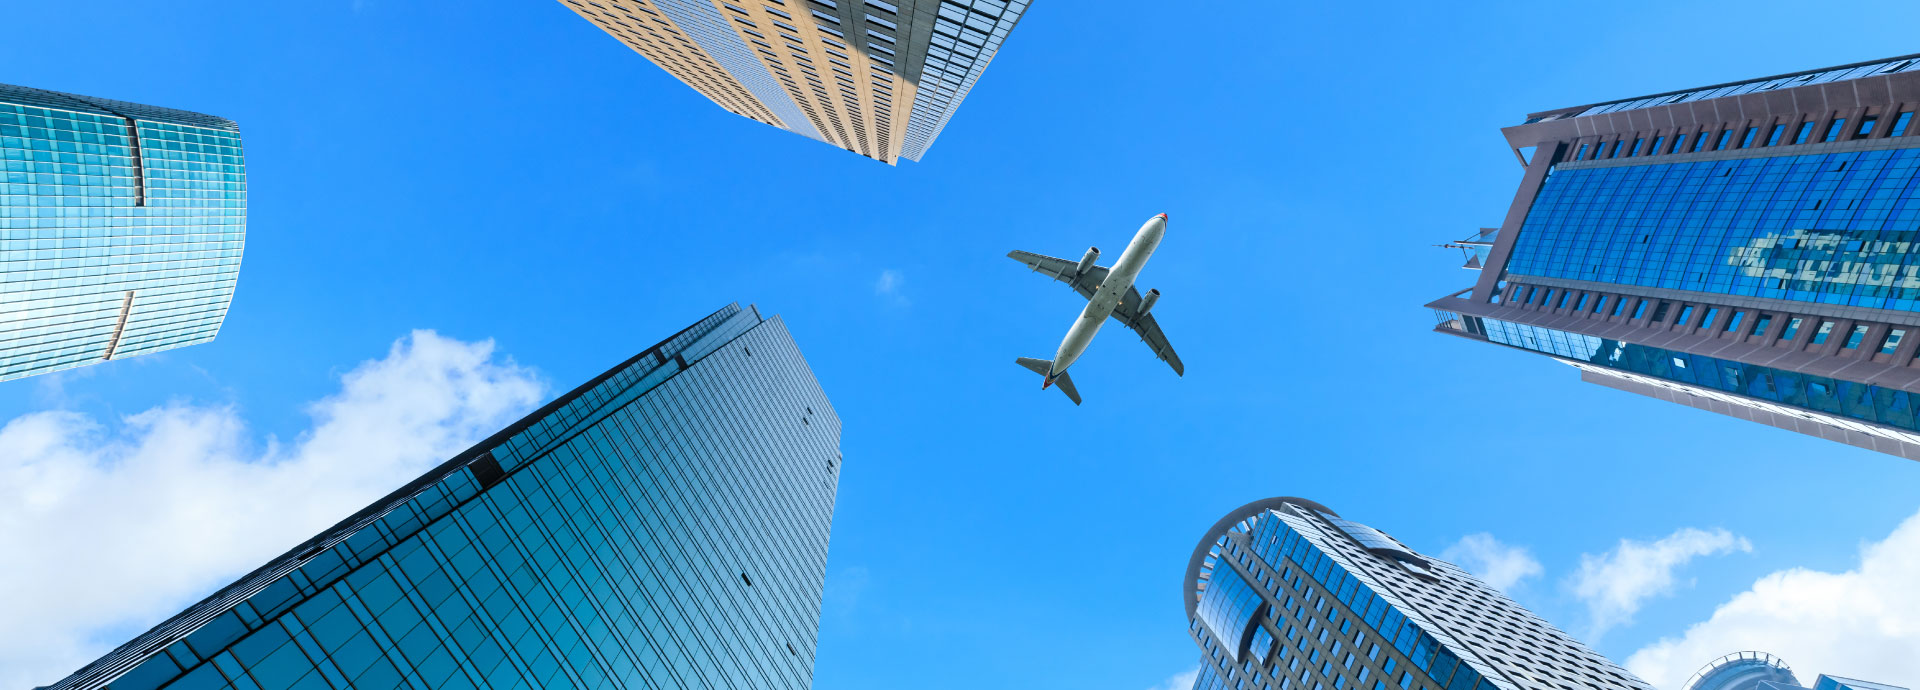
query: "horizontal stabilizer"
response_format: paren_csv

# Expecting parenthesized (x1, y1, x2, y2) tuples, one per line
(1053, 370, 1083, 405)
(1015, 357, 1051, 376)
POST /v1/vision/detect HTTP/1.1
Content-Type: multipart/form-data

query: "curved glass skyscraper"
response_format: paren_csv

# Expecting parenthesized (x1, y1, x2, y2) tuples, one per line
(42, 303, 842, 690)
(1427, 54, 1920, 461)
(0, 83, 246, 382)
(1184, 498, 1649, 690)
(1682, 650, 1904, 690)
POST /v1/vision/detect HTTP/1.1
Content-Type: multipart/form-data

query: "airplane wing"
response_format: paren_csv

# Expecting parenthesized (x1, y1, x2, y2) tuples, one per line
(1113, 287, 1184, 376)
(1007, 250, 1108, 300)
(1008, 250, 1183, 376)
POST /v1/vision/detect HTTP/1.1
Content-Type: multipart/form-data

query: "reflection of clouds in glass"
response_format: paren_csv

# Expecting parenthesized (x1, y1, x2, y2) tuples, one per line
(1726, 229, 1920, 289)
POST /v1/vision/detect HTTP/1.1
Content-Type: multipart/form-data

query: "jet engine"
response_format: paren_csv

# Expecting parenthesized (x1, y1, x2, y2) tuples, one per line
(1138, 288, 1161, 316)
(1076, 246, 1100, 275)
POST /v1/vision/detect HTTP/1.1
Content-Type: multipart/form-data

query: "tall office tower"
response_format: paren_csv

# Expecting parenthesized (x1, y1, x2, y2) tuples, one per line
(0, 83, 245, 382)
(557, 0, 1030, 164)
(1184, 497, 1650, 690)
(1684, 651, 1906, 690)
(42, 304, 842, 690)
(1426, 54, 1920, 461)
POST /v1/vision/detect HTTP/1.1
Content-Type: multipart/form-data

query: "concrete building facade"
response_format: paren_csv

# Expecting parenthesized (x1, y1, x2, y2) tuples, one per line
(557, 0, 1029, 164)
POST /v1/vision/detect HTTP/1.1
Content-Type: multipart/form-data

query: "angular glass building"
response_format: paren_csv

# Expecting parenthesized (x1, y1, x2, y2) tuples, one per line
(1427, 54, 1920, 460)
(1683, 651, 1906, 690)
(557, 0, 1030, 164)
(0, 83, 245, 382)
(42, 303, 842, 690)
(1184, 498, 1649, 690)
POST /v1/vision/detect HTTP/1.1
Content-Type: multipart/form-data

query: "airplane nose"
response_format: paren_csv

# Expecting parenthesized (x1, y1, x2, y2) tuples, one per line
(1157, 213, 1169, 221)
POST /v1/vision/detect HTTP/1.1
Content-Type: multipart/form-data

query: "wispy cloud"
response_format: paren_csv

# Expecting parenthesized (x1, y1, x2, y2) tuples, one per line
(0, 331, 546, 688)
(1625, 509, 1920, 688)
(874, 268, 908, 305)
(1568, 527, 1752, 639)
(1146, 666, 1200, 690)
(1441, 533, 1544, 592)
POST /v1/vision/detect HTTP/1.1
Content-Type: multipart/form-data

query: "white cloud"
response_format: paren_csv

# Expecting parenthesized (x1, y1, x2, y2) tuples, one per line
(1441, 533, 1544, 592)
(1569, 527, 1752, 639)
(1146, 666, 1200, 690)
(0, 331, 546, 689)
(1625, 509, 1920, 689)
(874, 269, 903, 292)
(874, 269, 908, 305)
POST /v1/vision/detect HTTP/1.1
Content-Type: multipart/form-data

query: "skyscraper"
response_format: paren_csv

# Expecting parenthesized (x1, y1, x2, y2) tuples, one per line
(42, 303, 842, 690)
(1684, 650, 1906, 690)
(1184, 497, 1649, 690)
(0, 83, 245, 382)
(557, 0, 1030, 164)
(1427, 54, 1920, 460)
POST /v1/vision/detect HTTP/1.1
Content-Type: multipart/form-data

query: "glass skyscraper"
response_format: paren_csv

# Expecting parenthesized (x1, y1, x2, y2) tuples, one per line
(1683, 650, 1905, 690)
(0, 83, 245, 382)
(1427, 54, 1920, 460)
(557, 0, 1030, 164)
(1184, 497, 1649, 690)
(42, 303, 842, 690)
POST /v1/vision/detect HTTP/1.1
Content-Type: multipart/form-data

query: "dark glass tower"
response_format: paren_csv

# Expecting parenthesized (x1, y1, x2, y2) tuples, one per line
(0, 83, 246, 382)
(1184, 498, 1649, 690)
(1427, 55, 1920, 460)
(43, 303, 841, 690)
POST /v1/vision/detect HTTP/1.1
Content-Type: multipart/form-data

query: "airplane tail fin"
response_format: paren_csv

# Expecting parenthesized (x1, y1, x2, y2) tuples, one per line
(1014, 357, 1082, 405)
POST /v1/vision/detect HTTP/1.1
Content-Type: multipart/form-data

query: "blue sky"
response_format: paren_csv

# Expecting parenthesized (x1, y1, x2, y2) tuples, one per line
(4, 1, 1920, 688)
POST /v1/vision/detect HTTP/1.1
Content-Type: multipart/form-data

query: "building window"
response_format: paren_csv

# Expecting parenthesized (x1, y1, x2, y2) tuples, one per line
(1576, 143, 1588, 160)
(1537, 288, 1552, 305)
(1628, 137, 1643, 156)
(1825, 118, 1848, 142)
(1857, 116, 1878, 139)
(1766, 124, 1785, 146)
(1650, 136, 1665, 154)
(1574, 293, 1589, 311)
(1594, 295, 1609, 314)
(1676, 305, 1695, 325)
(1671, 134, 1688, 153)
(1882, 329, 1907, 355)
(1811, 320, 1836, 344)
(1725, 311, 1745, 332)
(1794, 121, 1815, 144)
(1652, 301, 1671, 322)
(1609, 141, 1622, 158)
(1632, 299, 1649, 319)
(1694, 132, 1711, 152)
(1610, 296, 1625, 316)
(1780, 317, 1803, 340)
(1556, 291, 1570, 309)
(1750, 313, 1773, 336)
(1715, 129, 1733, 150)
(1700, 307, 1720, 328)
(1894, 112, 1914, 137)
(1739, 127, 1759, 148)
(1843, 324, 1871, 348)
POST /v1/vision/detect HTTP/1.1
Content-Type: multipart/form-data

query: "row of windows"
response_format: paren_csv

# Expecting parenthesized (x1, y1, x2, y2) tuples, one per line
(1573, 111, 1914, 163)
(1505, 281, 1919, 362)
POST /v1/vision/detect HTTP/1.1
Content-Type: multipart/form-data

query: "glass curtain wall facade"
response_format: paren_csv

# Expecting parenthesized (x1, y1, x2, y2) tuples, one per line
(1682, 650, 1907, 690)
(556, 0, 1030, 165)
(1425, 54, 1920, 461)
(43, 303, 842, 690)
(0, 83, 245, 382)
(1183, 498, 1649, 690)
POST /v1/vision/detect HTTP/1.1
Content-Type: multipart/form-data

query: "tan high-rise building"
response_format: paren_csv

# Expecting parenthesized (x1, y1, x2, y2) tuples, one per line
(559, 0, 1030, 164)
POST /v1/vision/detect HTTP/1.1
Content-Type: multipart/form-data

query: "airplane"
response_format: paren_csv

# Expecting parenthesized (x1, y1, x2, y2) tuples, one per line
(1008, 212, 1183, 405)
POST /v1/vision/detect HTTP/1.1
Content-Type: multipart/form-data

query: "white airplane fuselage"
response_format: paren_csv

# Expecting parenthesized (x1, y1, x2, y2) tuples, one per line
(1046, 214, 1166, 385)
